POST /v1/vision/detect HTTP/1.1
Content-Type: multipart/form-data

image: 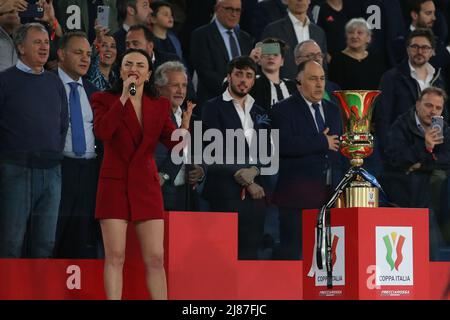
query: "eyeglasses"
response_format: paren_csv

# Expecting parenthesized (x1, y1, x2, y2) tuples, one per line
(220, 6, 242, 14)
(408, 44, 433, 52)
(297, 52, 324, 60)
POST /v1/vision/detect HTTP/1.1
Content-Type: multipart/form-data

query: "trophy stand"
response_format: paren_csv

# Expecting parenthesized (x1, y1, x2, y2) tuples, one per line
(315, 90, 382, 287)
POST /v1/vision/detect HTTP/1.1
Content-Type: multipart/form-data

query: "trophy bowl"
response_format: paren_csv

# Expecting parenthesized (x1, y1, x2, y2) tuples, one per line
(333, 90, 381, 207)
(333, 90, 381, 167)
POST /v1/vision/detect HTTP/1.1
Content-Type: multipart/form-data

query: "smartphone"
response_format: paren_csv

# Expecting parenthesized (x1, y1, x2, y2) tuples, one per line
(261, 43, 281, 55)
(18, 2, 44, 19)
(97, 5, 110, 28)
(431, 115, 444, 138)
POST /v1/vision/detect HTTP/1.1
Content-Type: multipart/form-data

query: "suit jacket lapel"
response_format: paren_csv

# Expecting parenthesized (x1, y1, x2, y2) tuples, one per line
(282, 17, 298, 47)
(223, 100, 244, 130)
(296, 93, 319, 132)
(210, 22, 230, 63)
(170, 111, 179, 128)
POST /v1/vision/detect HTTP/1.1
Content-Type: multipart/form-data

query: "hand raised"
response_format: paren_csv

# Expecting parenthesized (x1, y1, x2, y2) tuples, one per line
(323, 127, 340, 151)
(180, 100, 196, 129)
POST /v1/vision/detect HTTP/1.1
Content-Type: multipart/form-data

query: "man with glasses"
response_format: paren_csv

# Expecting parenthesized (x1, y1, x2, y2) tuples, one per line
(375, 28, 446, 160)
(294, 39, 340, 105)
(393, 0, 449, 70)
(190, 0, 253, 105)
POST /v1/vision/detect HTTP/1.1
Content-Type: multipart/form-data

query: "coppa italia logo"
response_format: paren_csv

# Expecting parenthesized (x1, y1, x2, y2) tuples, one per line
(376, 227, 413, 286)
(382, 232, 406, 271)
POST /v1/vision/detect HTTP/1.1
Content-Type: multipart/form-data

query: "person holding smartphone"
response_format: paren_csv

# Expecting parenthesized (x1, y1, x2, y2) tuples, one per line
(381, 87, 450, 259)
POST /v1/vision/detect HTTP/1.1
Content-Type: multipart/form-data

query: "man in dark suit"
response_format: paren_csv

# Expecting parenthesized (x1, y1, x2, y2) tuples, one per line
(271, 60, 343, 260)
(202, 56, 272, 259)
(261, 0, 327, 80)
(154, 60, 205, 211)
(393, 0, 450, 70)
(190, 0, 254, 104)
(54, 31, 102, 258)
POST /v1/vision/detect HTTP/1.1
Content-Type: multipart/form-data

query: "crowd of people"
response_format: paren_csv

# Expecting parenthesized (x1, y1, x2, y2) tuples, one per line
(1, 0, 450, 299)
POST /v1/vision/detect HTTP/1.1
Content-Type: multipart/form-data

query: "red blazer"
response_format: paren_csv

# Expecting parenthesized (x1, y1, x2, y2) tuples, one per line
(91, 92, 177, 221)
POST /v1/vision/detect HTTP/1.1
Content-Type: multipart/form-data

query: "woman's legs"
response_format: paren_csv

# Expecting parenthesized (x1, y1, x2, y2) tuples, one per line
(100, 219, 128, 300)
(134, 219, 167, 300)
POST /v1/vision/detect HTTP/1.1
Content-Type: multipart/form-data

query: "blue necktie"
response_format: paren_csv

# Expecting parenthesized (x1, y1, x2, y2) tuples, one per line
(312, 103, 326, 133)
(227, 29, 240, 58)
(68, 82, 86, 156)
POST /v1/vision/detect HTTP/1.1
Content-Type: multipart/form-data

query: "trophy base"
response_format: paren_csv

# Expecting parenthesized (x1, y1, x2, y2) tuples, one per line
(345, 181, 379, 208)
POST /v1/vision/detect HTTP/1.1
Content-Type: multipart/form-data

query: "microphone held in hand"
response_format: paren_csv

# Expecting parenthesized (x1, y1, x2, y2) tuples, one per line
(129, 82, 136, 96)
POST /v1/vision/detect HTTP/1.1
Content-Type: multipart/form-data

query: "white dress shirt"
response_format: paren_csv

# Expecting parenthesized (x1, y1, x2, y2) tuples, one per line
(287, 10, 311, 44)
(409, 61, 435, 91)
(222, 88, 255, 148)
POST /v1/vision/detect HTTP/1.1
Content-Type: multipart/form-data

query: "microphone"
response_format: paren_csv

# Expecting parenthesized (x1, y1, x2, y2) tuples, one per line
(129, 82, 136, 96)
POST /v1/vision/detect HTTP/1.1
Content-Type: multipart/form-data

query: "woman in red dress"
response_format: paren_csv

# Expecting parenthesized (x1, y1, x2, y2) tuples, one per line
(91, 48, 194, 300)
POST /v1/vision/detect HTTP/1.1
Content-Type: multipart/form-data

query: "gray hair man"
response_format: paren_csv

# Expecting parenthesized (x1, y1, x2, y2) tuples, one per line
(0, 23, 69, 258)
(154, 61, 204, 211)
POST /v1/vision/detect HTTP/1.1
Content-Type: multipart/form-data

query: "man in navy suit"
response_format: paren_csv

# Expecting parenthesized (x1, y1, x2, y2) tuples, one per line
(202, 56, 272, 260)
(271, 60, 343, 260)
(54, 31, 102, 258)
(190, 0, 254, 104)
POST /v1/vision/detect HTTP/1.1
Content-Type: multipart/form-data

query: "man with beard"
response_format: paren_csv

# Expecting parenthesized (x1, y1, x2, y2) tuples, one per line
(375, 28, 447, 159)
(202, 56, 270, 260)
(114, 0, 153, 57)
(393, 0, 450, 70)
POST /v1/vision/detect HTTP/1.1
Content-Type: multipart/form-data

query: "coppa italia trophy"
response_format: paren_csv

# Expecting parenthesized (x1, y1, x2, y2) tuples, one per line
(315, 90, 385, 288)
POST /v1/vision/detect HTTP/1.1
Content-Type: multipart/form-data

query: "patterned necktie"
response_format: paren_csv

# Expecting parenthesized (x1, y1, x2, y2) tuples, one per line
(312, 102, 326, 133)
(68, 82, 86, 156)
(226, 29, 240, 58)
